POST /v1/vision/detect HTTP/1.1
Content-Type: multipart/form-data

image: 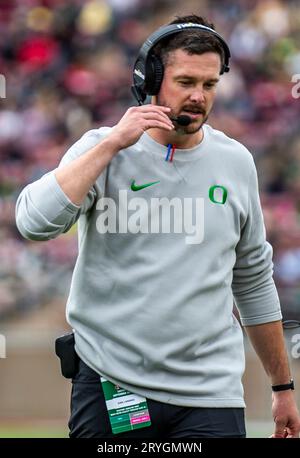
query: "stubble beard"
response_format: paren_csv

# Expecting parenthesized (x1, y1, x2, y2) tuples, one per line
(178, 114, 208, 135)
(156, 95, 208, 135)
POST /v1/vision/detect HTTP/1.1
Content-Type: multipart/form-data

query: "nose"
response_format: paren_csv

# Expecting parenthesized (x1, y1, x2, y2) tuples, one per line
(189, 88, 205, 104)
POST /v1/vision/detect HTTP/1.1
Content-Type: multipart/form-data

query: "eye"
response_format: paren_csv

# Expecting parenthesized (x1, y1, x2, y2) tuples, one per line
(178, 81, 192, 86)
(204, 82, 216, 90)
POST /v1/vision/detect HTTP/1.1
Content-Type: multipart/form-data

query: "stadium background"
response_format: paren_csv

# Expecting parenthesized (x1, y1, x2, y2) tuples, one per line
(0, 0, 299, 437)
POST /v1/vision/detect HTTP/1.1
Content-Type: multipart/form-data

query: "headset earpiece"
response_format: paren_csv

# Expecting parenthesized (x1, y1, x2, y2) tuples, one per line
(145, 54, 164, 95)
(131, 54, 164, 104)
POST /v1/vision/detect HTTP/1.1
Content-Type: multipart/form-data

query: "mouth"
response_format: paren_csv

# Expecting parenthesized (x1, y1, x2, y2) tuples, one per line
(181, 109, 205, 120)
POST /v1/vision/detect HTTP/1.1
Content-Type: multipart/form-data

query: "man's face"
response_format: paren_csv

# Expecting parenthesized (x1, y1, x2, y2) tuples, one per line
(156, 49, 221, 135)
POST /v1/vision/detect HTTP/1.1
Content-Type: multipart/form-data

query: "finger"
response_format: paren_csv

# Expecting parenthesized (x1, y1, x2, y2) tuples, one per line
(286, 428, 300, 438)
(274, 419, 287, 438)
(131, 106, 174, 125)
(142, 112, 174, 126)
(138, 105, 171, 113)
(142, 120, 174, 132)
(139, 103, 171, 110)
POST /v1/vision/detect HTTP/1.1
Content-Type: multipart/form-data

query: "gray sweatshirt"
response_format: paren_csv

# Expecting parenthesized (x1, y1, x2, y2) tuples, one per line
(15, 124, 282, 407)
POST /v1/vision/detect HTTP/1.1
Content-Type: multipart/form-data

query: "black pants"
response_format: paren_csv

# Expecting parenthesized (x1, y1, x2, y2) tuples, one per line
(68, 358, 246, 438)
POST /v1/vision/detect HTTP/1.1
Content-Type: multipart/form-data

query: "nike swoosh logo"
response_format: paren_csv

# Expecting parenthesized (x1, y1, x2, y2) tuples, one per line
(131, 180, 160, 191)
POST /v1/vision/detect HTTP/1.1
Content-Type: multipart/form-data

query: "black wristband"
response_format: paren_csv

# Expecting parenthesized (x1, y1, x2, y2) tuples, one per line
(272, 379, 294, 392)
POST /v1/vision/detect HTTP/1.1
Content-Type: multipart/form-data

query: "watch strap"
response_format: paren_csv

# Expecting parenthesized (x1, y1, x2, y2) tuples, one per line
(272, 379, 294, 392)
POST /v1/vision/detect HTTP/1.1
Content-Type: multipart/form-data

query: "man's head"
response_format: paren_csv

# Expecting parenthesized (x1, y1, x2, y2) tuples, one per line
(131, 14, 230, 139)
(152, 15, 226, 135)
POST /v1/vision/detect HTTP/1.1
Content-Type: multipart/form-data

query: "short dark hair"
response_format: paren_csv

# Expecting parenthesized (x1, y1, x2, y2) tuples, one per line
(153, 14, 225, 70)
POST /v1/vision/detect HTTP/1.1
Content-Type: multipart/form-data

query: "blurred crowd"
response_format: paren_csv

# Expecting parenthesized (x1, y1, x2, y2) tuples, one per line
(0, 0, 300, 321)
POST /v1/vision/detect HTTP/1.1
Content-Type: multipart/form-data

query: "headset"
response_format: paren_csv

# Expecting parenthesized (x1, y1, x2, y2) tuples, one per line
(131, 23, 231, 105)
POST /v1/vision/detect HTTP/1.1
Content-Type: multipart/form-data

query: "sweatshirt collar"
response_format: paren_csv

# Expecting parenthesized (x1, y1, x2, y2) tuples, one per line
(140, 124, 208, 162)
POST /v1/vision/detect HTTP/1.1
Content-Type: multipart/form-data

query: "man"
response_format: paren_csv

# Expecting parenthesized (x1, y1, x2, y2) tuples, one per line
(15, 14, 300, 438)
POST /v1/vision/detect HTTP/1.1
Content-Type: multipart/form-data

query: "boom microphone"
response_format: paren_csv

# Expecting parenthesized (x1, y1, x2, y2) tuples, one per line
(170, 115, 192, 126)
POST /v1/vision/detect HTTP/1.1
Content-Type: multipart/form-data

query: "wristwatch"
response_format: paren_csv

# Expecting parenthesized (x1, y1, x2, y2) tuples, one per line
(272, 379, 295, 392)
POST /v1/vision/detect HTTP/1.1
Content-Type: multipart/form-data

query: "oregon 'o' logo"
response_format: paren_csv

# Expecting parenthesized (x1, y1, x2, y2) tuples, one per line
(209, 185, 228, 205)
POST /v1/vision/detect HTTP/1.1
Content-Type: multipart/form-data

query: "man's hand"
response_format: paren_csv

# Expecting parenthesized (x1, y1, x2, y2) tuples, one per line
(270, 391, 300, 438)
(108, 104, 174, 150)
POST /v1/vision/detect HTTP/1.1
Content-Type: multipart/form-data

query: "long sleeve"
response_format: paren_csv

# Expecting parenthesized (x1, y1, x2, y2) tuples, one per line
(15, 129, 103, 241)
(232, 162, 282, 326)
